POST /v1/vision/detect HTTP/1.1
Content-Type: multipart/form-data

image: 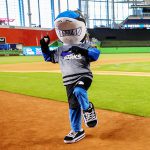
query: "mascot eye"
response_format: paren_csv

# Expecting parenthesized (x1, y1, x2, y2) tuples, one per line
(65, 20, 72, 22)
(58, 20, 63, 23)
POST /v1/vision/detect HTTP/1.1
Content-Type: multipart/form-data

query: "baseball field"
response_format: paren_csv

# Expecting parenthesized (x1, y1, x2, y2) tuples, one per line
(0, 53, 150, 150)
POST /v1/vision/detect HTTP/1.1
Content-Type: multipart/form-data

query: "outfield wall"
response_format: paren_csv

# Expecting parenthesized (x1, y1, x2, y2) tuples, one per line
(0, 26, 58, 46)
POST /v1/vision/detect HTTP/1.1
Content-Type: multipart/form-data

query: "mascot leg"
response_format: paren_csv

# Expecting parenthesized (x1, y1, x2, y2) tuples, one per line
(73, 86, 98, 128)
(73, 87, 90, 110)
(64, 84, 85, 144)
(69, 107, 82, 132)
(64, 107, 85, 144)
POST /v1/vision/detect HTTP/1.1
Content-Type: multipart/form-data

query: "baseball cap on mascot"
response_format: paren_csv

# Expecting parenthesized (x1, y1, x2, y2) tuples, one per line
(54, 10, 86, 45)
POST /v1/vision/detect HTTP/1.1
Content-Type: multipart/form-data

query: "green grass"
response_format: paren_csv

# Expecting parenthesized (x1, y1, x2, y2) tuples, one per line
(100, 41, 150, 48)
(99, 46, 150, 53)
(0, 72, 150, 117)
(99, 53, 150, 59)
(0, 56, 43, 64)
(0, 72, 66, 101)
(94, 61, 150, 72)
(1, 53, 150, 65)
(92, 53, 150, 72)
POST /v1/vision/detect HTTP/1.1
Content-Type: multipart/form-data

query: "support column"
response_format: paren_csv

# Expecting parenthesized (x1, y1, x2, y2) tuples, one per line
(67, 0, 69, 10)
(112, 0, 115, 28)
(27, 0, 32, 27)
(85, 0, 89, 28)
(50, 0, 55, 28)
(5, 0, 9, 25)
(18, 0, 25, 26)
(37, 0, 41, 27)
(58, 0, 61, 14)
(106, 0, 110, 27)
(78, 0, 81, 10)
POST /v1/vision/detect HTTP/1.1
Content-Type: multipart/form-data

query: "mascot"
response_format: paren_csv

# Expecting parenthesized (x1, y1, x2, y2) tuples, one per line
(40, 10, 100, 144)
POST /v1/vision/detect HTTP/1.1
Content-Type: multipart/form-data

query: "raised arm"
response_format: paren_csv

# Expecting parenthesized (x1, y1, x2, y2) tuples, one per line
(40, 35, 58, 63)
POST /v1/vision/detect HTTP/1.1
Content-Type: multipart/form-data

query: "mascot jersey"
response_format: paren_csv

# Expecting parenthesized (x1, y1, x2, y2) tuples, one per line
(42, 10, 100, 85)
(42, 43, 97, 85)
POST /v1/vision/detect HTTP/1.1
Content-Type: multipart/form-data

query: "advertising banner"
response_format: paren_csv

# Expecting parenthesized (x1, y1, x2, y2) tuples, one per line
(23, 46, 42, 56)
(0, 44, 9, 50)
(23, 41, 61, 56)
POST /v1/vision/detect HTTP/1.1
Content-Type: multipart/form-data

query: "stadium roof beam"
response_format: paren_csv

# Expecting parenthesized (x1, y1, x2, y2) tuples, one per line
(81, 0, 107, 1)
(114, 1, 144, 3)
(80, 0, 144, 3)
(131, 4, 150, 7)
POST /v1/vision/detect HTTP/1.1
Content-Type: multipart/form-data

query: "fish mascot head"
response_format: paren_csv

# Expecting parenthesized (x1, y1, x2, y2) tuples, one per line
(54, 10, 86, 45)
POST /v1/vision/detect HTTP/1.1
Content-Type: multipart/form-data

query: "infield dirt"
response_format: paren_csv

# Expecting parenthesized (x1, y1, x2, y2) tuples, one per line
(0, 91, 150, 150)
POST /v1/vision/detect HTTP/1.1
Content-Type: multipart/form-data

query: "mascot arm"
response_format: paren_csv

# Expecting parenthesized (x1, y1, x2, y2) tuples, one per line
(87, 47, 100, 61)
(69, 46, 100, 61)
(69, 46, 88, 56)
(40, 35, 57, 63)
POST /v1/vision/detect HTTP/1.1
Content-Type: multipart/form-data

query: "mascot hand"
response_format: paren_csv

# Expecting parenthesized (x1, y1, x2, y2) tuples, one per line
(40, 35, 50, 53)
(69, 46, 88, 56)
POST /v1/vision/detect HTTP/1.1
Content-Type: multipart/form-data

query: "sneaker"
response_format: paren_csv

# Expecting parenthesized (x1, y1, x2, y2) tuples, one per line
(83, 102, 98, 128)
(64, 129, 85, 144)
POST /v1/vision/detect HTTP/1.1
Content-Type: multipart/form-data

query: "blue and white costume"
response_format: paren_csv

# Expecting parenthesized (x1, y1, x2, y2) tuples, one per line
(40, 10, 100, 143)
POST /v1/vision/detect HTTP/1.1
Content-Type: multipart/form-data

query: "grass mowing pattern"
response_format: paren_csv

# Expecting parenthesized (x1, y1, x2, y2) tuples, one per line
(94, 61, 150, 72)
(90, 75, 150, 117)
(92, 53, 150, 72)
(0, 72, 150, 117)
(0, 72, 66, 101)
(0, 56, 43, 64)
(1, 53, 150, 64)
(99, 53, 150, 59)
(99, 47, 150, 54)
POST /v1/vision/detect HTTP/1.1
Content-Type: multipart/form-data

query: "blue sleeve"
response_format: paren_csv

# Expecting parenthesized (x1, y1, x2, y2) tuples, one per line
(42, 49, 58, 63)
(42, 51, 51, 62)
(87, 47, 101, 61)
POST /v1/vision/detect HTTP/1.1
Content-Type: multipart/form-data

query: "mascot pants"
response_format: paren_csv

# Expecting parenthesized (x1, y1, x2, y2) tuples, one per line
(66, 77, 92, 132)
